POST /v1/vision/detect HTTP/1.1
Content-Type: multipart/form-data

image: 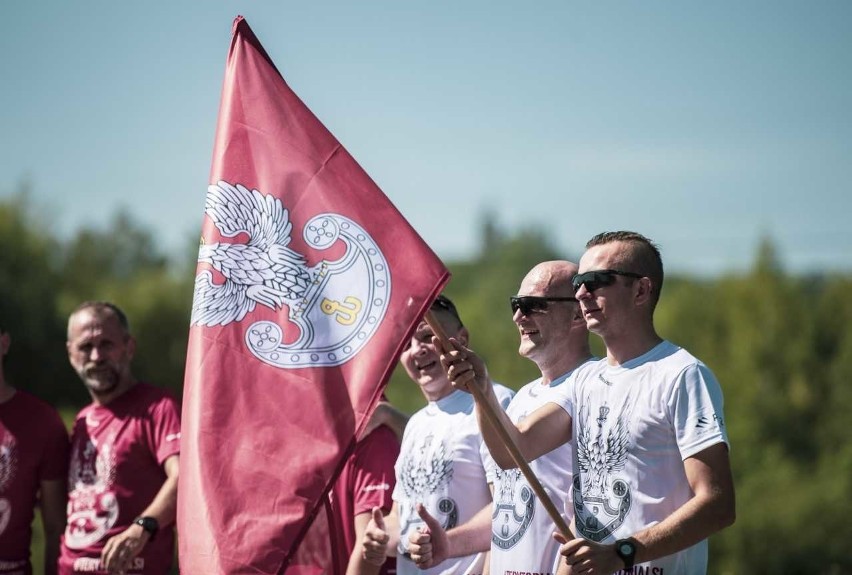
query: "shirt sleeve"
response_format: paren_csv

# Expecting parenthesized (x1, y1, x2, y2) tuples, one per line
(669, 362, 729, 460)
(351, 426, 399, 516)
(546, 378, 575, 419)
(480, 441, 499, 483)
(149, 393, 182, 465)
(492, 383, 516, 409)
(39, 406, 70, 481)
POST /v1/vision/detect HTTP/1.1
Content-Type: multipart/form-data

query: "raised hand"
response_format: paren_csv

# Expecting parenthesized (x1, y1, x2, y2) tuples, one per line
(408, 503, 450, 569)
(435, 337, 489, 396)
(362, 507, 390, 566)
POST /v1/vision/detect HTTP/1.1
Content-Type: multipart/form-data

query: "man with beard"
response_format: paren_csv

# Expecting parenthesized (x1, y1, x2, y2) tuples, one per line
(59, 302, 180, 575)
(0, 325, 69, 575)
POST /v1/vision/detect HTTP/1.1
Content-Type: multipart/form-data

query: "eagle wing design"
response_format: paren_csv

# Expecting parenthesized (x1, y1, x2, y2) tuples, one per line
(604, 415, 630, 474)
(400, 435, 454, 499)
(191, 181, 312, 326)
(204, 181, 293, 251)
(191, 270, 257, 326)
(575, 414, 593, 474)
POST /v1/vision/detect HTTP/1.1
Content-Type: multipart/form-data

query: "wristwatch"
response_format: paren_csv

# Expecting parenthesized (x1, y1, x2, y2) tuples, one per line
(133, 516, 159, 540)
(615, 538, 637, 569)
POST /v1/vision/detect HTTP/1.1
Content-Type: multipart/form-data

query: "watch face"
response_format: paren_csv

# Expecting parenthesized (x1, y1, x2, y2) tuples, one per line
(619, 543, 632, 554)
(136, 517, 158, 532)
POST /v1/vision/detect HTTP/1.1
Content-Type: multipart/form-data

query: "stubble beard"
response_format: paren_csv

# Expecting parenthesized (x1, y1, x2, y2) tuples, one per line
(80, 365, 121, 398)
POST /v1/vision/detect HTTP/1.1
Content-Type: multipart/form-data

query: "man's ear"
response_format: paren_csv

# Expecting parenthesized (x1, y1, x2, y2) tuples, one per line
(126, 336, 137, 361)
(634, 277, 654, 307)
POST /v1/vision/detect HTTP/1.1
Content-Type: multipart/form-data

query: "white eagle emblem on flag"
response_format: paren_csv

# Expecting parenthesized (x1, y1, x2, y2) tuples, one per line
(192, 180, 391, 368)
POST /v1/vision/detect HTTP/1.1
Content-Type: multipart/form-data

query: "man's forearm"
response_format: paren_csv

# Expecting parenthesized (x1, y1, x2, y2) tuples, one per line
(474, 385, 523, 469)
(477, 397, 571, 469)
(630, 491, 732, 564)
(139, 455, 179, 526)
(446, 504, 492, 556)
(630, 445, 735, 564)
(40, 478, 67, 575)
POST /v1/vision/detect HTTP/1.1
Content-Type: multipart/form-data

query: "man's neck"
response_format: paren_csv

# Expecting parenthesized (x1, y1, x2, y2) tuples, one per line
(90, 378, 138, 406)
(423, 383, 456, 403)
(539, 346, 594, 386)
(605, 330, 663, 366)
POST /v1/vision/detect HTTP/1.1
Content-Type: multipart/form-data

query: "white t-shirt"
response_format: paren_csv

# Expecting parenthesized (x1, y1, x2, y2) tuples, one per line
(484, 363, 594, 575)
(394, 385, 514, 575)
(549, 341, 729, 575)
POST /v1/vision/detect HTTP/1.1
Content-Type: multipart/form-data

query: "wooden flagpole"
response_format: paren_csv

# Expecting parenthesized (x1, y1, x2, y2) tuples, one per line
(424, 310, 572, 540)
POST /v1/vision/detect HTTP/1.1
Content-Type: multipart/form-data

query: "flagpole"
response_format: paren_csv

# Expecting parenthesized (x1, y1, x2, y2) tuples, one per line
(424, 310, 572, 540)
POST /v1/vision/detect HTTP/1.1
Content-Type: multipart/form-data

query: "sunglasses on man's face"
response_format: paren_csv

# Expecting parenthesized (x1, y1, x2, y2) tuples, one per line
(571, 269, 644, 294)
(510, 295, 578, 316)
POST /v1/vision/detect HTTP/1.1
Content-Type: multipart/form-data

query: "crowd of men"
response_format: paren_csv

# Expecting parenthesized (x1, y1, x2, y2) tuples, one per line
(0, 230, 735, 575)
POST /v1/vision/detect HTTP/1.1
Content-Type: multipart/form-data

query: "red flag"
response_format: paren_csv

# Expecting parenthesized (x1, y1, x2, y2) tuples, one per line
(178, 16, 449, 574)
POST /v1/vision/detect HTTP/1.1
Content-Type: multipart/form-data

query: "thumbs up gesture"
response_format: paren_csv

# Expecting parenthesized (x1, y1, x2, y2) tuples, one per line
(362, 507, 390, 566)
(407, 503, 450, 569)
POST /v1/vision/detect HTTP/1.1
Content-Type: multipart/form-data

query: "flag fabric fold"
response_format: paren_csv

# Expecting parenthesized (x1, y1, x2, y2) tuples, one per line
(178, 16, 449, 574)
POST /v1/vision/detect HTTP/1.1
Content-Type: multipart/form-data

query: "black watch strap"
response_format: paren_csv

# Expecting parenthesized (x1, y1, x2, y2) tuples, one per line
(133, 516, 159, 540)
(615, 537, 637, 569)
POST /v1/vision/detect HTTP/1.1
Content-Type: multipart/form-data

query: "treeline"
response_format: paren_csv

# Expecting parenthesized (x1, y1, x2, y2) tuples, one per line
(3, 189, 851, 573)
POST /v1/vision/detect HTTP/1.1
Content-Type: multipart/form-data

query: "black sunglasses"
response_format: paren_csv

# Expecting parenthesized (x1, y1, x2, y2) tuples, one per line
(510, 295, 577, 316)
(571, 269, 644, 294)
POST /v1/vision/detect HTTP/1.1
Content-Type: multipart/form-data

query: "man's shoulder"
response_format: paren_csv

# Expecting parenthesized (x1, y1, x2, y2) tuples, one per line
(132, 382, 180, 408)
(353, 425, 399, 468)
(9, 388, 62, 417)
(1, 390, 67, 437)
(405, 406, 431, 429)
(567, 357, 608, 386)
(359, 424, 400, 448)
(491, 381, 516, 406)
(648, 341, 707, 374)
(107, 383, 180, 426)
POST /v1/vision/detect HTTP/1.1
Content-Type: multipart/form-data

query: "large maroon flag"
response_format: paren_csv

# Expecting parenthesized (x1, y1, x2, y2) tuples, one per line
(178, 16, 449, 574)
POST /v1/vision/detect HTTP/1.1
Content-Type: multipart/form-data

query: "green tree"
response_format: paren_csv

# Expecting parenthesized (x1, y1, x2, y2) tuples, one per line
(54, 211, 193, 401)
(6, 188, 852, 574)
(0, 186, 68, 401)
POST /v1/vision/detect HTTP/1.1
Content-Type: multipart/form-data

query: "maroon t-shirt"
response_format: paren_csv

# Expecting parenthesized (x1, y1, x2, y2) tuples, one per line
(58, 383, 180, 575)
(329, 425, 399, 575)
(0, 390, 70, 575)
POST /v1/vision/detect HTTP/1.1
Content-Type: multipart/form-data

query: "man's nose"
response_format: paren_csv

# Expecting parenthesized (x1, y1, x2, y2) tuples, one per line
(411, 339, 431, 356)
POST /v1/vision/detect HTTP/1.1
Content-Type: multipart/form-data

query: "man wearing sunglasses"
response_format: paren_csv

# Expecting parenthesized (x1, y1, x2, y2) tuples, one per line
(406, 261, 595, 575)
(443, 232, 735, 575)
(360, 295, 514, 575)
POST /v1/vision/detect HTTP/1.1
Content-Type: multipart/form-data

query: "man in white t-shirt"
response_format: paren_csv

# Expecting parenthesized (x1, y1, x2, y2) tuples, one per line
(406, 261, 595, 575)
(442, 232, 735, 574)
(360, 295, 514, 575)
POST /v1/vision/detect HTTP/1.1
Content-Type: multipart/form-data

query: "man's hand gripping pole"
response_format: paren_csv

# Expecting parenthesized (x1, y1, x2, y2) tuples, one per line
(423, 310, 573, 541)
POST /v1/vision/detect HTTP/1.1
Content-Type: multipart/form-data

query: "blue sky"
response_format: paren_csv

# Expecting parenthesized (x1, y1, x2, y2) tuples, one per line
(2, 2, 850, 276)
